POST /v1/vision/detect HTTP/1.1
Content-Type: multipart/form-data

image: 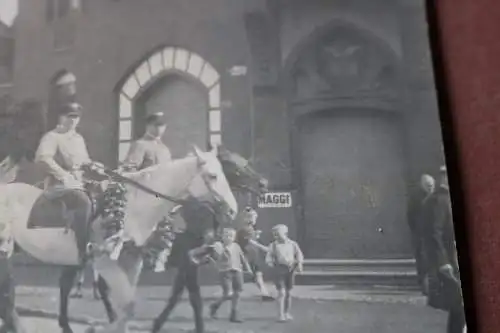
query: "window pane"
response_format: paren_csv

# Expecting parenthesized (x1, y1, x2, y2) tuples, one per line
(54, 20, 75, 49)
(70, 0, 81, 9)
(119, 142, 131, 162)
(119, 120, 132, 141)
(209, 110, 221, 132)
(119, 94, 132, 119)
(58, 0, 70, 18)
(210, 134, 222, 147)
(209, 83, 220, 108)
(46, 0, 56, 22)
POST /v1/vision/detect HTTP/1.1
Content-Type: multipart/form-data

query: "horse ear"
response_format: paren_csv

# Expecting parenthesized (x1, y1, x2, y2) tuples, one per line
(192, 145, 202, 157)
(211, 143, 219, 156)
(192, 145, 206, 165)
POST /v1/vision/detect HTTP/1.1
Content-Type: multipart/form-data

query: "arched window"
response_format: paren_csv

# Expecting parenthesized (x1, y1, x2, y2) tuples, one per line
(116, 47, 222, 162)
(46, 0, 78, 49)
(46, 0, 71, 22)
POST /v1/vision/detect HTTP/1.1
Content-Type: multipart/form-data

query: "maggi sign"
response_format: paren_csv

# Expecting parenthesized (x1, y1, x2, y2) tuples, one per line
(257, 192, 292, 208)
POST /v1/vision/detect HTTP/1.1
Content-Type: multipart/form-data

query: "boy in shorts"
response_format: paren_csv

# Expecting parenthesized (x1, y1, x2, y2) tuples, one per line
(266, 224, 304, 322)
(209, 228, 252, 323)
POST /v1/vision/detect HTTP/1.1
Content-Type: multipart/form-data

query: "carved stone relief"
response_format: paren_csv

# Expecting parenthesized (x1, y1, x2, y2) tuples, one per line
(290, 27, 398, 101)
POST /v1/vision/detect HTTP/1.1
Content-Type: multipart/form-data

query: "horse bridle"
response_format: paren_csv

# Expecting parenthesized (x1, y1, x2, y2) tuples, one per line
(93, 160, 234, 218)
(217, 148, 268, 195)
(223, 160, 267, 195)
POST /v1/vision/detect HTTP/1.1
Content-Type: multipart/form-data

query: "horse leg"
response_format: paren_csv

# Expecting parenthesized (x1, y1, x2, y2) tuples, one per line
(3, 309, 26, 333)
(0, 271, 26, 333)
(59, 266, 79, 333)
(93, 266, 101, 300)
(97, 276, 117, 323)
(91, 250, 143, 333)
(70, 267, 84, 299)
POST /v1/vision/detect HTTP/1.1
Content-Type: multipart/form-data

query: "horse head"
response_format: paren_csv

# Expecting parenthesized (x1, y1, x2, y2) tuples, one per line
(188, 145, 238, 221)
(216, 144, 268, 195)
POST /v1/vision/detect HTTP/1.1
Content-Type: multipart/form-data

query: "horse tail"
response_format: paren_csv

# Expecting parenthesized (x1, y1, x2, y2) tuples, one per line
(0, 156, 20, 184)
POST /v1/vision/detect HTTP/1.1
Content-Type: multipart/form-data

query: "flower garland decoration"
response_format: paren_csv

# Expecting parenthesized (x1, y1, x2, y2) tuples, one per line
(142, 213, 177, 271)
(101, 181, 128, 240)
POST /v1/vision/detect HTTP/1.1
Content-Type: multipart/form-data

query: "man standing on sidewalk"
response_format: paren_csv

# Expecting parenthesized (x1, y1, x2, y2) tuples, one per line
(425, 166, 465, 333)
(408, 174, 435, 291)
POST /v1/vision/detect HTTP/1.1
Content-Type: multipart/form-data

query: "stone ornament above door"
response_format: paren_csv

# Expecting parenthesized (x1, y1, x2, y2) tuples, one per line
(117, 47, 222, 161)
(288, 25, 400, 104)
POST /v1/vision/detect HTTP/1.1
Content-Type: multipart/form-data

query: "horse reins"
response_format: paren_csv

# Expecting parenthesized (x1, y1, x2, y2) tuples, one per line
(99, 164, 225, 217)
(100, 167, 187, 205)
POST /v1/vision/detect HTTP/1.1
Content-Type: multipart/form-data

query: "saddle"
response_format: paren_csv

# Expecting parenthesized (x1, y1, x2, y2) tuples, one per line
(27, 186, 102, 235)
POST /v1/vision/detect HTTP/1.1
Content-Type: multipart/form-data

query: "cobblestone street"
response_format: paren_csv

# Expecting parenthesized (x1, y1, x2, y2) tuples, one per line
(13, 285, 447, 333)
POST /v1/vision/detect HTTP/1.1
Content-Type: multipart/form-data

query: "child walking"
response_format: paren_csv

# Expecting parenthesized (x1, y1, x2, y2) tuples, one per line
(266, 224, 304, 322)
(209, 228, 252, 323)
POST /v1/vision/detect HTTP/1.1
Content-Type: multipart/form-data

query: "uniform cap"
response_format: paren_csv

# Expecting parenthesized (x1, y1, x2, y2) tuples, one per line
(55, 72, 76, 86)
(59, 103, 83, 117)
(146, 111, 167, 126)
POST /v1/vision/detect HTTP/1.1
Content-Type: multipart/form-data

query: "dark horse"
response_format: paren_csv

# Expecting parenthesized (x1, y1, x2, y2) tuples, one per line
(150, 146, 269, 333)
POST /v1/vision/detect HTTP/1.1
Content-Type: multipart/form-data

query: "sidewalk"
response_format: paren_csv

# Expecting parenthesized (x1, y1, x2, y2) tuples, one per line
(14, 284, 427, 322)
(13, 285, 443, 333)
(16, 284, 427, 306)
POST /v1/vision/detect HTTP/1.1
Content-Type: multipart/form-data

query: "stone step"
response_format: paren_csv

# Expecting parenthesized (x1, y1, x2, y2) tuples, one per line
(296, 259, 419, 289)
(303, 259, 417, 271)
(12, 253, 420, 289)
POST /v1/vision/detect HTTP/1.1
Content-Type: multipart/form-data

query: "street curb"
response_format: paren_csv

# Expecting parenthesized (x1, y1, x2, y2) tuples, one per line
(16, 295, 428, 326)
(17, 308, 221, 333)
(17, 306, 101, 326)
(16, 291, 428, 306)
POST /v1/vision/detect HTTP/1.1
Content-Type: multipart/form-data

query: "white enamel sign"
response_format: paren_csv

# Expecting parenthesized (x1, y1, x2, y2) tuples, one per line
(257, 192, 292, 208)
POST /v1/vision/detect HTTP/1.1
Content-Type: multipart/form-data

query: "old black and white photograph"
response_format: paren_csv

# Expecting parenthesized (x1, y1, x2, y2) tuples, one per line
(0, 1, 466, 332)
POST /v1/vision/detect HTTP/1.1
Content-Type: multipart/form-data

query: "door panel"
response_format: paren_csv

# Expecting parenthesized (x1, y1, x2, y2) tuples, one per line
(299, 110, 410, 259)
(138, 74, 208, 158)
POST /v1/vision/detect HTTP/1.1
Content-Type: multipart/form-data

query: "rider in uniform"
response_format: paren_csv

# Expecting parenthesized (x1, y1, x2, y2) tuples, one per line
(121, 111, 173, 270)
(121, 111, 171, 171)
(35, 102, 94, 266)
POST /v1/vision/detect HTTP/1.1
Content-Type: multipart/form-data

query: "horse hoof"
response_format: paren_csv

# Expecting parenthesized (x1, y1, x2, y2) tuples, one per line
(62, 326, 74, 333)
(84, 325, 97, 333)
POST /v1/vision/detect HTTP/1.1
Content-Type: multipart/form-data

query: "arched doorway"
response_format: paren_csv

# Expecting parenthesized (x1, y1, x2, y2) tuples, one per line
(116, 47, 222, 162)
(134, 74, 208, 158)
(286, 23, 411, 259)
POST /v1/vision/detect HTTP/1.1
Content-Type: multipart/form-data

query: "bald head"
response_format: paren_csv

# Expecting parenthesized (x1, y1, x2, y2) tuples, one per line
(420, 174, 435, 195)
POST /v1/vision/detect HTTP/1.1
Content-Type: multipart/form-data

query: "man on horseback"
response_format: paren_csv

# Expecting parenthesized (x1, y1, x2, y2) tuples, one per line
(118, 111, 173, 272)
(121, 111, 171, 171)
(34, 102, 94, 265)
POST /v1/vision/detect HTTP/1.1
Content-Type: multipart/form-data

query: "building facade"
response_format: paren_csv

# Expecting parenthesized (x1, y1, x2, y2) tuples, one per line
(13, 0, 445, 267)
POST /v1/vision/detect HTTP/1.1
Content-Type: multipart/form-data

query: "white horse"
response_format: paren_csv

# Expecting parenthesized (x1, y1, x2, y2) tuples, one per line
(0, 146, 237, 333)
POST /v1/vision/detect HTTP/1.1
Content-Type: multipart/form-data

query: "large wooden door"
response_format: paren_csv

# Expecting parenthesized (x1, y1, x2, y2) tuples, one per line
(298, 110, 411, 259)
(136, 74, 208, 158)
